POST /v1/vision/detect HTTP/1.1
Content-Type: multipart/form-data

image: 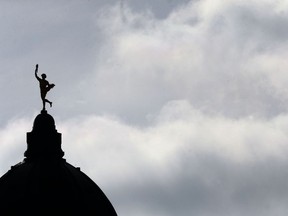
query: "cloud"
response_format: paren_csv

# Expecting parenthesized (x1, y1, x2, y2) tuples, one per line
(73, 0, 288, 124)
(1, 0, 288, 122)
(56, 100, 288, 215)
(1, 100, 288, 215)
(0, 116, 32, 171)
(1, 0, 288, 215)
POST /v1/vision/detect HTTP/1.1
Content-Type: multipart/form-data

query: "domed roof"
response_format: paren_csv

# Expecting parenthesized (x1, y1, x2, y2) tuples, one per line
(0, 111, 117, 215)
(33, 110, 56, 132)
(0, 159, 117, 215)
(25, 110, 63, 160)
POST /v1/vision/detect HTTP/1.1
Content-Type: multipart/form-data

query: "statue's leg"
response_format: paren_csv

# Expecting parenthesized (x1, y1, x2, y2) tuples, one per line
(42, 99, 46, 110)
(41, 93, 46, 110)
(45, 99, 52, 107)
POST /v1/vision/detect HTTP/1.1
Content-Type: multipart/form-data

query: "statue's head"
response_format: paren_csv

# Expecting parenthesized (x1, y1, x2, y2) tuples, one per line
(41, 74, 47, 79)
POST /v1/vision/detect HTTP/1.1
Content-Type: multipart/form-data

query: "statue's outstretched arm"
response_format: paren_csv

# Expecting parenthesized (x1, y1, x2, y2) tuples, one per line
(35, 64, 40, 81)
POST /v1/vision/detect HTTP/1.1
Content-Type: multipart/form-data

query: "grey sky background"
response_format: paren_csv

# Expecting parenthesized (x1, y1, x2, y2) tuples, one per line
(1, 0, 288, 215)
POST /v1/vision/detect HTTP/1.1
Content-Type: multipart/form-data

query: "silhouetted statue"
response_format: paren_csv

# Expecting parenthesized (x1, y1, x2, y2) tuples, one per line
(35, 64, 55, 110)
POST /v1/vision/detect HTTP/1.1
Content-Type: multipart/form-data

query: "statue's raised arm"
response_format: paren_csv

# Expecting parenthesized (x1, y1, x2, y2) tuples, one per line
(35, 64, 40, 81)
(34, 64, 55, 111)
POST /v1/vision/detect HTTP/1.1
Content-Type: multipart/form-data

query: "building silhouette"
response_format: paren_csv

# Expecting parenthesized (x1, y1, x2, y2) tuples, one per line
(0, 110, 117, 215)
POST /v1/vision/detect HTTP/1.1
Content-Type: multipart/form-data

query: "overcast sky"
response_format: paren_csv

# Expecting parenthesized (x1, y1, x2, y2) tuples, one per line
(1, 0, 288, 215)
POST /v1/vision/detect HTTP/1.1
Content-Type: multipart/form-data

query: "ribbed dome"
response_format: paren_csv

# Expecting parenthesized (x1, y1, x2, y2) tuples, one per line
(0, 111, 117, 215)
